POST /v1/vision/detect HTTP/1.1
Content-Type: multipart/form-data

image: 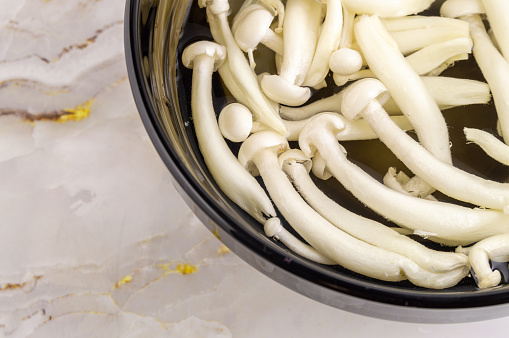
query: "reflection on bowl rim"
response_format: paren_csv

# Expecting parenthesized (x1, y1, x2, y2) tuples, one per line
(124, 0, 509, 323)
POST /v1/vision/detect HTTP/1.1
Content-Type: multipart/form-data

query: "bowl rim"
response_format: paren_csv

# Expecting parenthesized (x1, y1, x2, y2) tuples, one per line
(124, 0, 509, 322)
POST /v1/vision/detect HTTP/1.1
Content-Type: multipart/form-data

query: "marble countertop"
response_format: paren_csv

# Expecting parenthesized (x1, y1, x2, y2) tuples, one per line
(0, 0, 508, 336)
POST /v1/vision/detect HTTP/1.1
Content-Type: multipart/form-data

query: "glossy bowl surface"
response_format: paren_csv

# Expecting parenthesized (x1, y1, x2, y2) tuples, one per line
(125, 0, 509, 322)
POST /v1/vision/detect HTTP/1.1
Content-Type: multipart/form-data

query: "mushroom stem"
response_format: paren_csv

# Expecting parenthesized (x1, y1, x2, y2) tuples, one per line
(232, 4, 283, 69)
(339, 6, 355, 48)
(342, 79, 509, 211)
(302, 0, 343, 87)
(282, 151, 468, 273)
(405, 37, 473, 75)
(264, 217, 336, 265)
(298, 114, 509, 246)
(460, 14, 509, 145)
(355, 14, 455, 198)
(284, 113, 413, 142)
(354, 15, 452, 166)
(238, 132, 468, 287)
(464, 128, 509, 166)
(469, 233, 509, 288)
(334, 37, 473, 85)
(341, 0, 434, 18)
(182, 41, 276, 224)
(260, 0, 321, 106)
(481, 0, 509, 62)
(380, 15, 470, 33)
(280, 76, 491, 121)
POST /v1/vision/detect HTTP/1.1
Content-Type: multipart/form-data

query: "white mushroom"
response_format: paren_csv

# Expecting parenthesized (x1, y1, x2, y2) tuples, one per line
(264, 217, 336, 265)
(341, 0, 434, 18)
(354, 14, 454, 198)
(281, 76, 490, 121)
(302, 0, 343, 87)
(237, 131, 468, 288)
(201, 0, 287, 135)
(280, 149, 468, 273)
(405, 38, 473, 75)
(326, 5, 365, 79)
(464, 128, 509, 166)
(333, 37, 474, 86)
(354, 15, 452, 165)
(298, 113, 509, 246)
(341, 78, 509, 211)
(380, 15, 471, 33)
(218, 103, 270, 142)
(232, 4, 283, 69)
(383, 167, 437, 202)
(481, 0, 509, 62)
(283, 112, 413, 142)
(260, 0, 322, 106)
(441, 0, 509, 146)
(182, 41, 276, 224)
(468, 233, 509, 288)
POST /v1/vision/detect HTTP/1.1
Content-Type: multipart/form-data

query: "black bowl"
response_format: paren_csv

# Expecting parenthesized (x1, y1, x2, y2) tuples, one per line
(125, 0, 509, 322)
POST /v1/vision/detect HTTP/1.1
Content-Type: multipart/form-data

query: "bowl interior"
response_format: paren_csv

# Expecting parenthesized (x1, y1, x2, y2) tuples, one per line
(125, 0, 509, 321)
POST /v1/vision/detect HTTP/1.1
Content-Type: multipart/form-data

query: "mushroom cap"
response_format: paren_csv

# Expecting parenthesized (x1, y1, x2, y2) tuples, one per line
(278, 149, 312, 173)
(329, 48, 364, 76)
(440, 0, 485, 18)
(298, 114, 346, 158)
(340, 78, 390, 121)
(181, 41, 226, 70)
(218, 103, 253, 142)
(238, 131, 289, 176)
(264, 217, 282, 237)
(261, 74, 311, 106)
(199, 0, 229, 15)
(233, 5, 275, 53)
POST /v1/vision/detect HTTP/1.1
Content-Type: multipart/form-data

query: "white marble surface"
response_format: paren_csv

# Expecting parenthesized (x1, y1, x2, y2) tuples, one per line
(0, 0, 508, 336)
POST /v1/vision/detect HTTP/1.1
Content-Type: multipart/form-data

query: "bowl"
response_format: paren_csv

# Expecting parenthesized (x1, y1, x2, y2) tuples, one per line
(124, 0, 509, 322)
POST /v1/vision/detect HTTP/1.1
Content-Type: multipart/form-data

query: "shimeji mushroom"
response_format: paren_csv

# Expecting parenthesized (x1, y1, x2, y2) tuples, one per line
(348, 15, 471, 58)
(381, 19, 470, 56)
(201, 0, 287, 135)
(354, 15, 452, 166)
(341, 0, 434, 18)
(284, 112, 413, 142)
(237, 131, 468, 288)
(329, 48, 364, 77)
(298, 113, 509, 246)
(217, 103, 410, 142)
(232, 4, 283, 69)
(464, 128, 509, 166)
(327, 5, 364, 79)
(481, 0, 509, 62)
(355, 14, 454, 198)
(383, 167, 437, 202)
(333, 37, 474, 86)
(260, 0, 322, 106)
(302, 0, 343, 88)
(280, 76, 490, 121)
(279, 148, 468, 273)
(468, 233, 509, 288)
(182, 41, 276, 224)
(264, 217, 336, 265)
(218, 103, 270, 142)
(341, 78, 509, 211)
(441, 0, 509, 146)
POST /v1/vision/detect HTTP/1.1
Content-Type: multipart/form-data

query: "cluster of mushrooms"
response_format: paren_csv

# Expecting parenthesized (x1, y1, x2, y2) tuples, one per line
(181, 0, 509, 289)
